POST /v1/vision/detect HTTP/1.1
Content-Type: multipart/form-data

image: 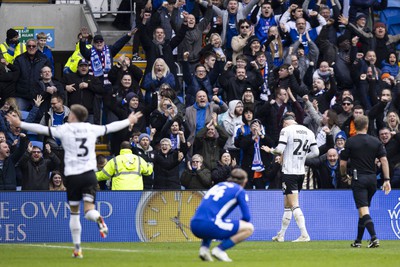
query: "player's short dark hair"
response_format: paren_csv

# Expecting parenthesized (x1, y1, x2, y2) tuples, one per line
(70, 104, 88, 122)
(354, 115, 369, 131)
(227, 168, 248, 185)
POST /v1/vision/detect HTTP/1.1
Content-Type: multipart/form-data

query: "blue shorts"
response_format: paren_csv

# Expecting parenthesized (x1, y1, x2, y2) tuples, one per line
(190, 219, 240, 240)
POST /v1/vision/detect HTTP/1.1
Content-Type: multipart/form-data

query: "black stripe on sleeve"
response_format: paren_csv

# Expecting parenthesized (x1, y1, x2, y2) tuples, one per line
(278, 141, 287, 145)
(104, 125, 108, 136)
(310, 142, 317, 146)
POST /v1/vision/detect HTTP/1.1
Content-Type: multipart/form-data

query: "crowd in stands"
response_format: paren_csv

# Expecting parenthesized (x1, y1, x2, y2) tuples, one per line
(1, 0, 400, 191)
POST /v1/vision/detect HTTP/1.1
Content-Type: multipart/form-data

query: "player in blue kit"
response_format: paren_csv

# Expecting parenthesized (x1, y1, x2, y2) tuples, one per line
(190, 168, 254, 262)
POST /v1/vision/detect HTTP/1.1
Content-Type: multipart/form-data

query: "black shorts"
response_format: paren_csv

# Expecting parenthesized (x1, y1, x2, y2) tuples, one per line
(282, 174, 304, 195)
(65, 170, 98, 203)
(351, 174, 377, 209)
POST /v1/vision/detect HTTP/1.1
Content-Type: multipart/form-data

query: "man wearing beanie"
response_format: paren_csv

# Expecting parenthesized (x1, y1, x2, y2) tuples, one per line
(0, 28, 26, 64)
(132, 133, 156, 189)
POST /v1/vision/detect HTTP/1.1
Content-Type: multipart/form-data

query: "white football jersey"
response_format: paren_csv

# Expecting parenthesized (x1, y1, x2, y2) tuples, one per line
(50, 123, 107, 176)
(275, 124, 318, 175)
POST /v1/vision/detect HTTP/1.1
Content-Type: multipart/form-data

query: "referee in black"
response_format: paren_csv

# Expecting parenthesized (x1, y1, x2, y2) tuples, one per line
(340, 115, 391, 248)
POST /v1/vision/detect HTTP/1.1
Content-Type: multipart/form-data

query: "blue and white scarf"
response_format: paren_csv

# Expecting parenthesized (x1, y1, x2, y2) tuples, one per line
(327, 161, 339, 188)
(90, 45, 111, 77)
(252, 137, 265, 172)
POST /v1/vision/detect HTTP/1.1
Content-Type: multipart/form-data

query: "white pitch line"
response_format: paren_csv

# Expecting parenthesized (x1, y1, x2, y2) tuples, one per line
(0, 243, 140, 253)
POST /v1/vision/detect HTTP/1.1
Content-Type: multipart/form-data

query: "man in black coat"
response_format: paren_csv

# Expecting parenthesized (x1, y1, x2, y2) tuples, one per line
(138, 10, 188, 77)
(0, 135, 29, 190)
(19, 143, 60, 190)
(62, 59, 104, 123)
(0, 55, 19, 106)
(13, 39, 51, 110)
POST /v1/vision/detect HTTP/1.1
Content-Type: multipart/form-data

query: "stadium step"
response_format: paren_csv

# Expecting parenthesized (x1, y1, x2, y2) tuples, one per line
(95, 143, 110, 157)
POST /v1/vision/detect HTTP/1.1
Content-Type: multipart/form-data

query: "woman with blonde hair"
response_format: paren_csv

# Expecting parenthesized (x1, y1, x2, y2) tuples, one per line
(142, 58, 176, 104)
(49, 170, 66, 191)
(200, 33, 226, 61)
(385, 111, 400, 134)
(264, 26, 288, 68)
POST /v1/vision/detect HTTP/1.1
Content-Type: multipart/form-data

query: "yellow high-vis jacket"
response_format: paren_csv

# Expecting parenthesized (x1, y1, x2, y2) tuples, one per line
(63, 42, 92, 73)
(0, 42, 26, 64)
(96, 148, 153, 190)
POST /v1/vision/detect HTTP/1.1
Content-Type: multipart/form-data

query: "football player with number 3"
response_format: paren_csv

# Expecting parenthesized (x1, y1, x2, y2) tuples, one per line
(190, 168, 254, 262)
(6, 104, 142, 258)
(261, 113, 319, 242)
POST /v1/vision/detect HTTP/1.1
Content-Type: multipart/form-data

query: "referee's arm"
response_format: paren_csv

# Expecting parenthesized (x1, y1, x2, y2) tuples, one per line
(379, 156, 392, 195)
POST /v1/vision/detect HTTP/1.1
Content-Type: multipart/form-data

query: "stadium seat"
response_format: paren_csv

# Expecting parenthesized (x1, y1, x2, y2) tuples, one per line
(110, 0, 123, 16)
(380, 8, 400, 26)
(27, 131, 40, 141)
(20, 111, 29, 121)
(388, 0, 400, 8)
(56, 0, 85, 4)
(30, 141, 43, 151)
(86, 0, 108, 19)
(388, 23, 400, 35)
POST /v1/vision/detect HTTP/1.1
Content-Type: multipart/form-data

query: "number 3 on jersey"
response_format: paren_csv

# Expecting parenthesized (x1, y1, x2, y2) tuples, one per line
(76, 138, 88, 157)
(293, 139, 309, 155)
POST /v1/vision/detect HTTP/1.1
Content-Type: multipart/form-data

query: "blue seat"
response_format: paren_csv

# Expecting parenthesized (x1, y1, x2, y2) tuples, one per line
(20, 111, 29, 121)
(27, 131, 40, 141)
(388, 0, 400, 8)
(30, 141, 43, 151)
(388, 23, 400, 35)
(380, 8, 400, 26)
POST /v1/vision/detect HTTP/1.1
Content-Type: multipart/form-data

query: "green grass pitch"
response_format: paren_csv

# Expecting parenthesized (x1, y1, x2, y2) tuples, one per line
(1, 241, 399, 267)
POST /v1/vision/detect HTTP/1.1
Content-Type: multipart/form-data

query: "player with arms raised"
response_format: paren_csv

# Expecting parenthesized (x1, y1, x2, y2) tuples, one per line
(262, 113, 319, 242)
(190, 168, 254, 262)
(6, 104, 142, 258)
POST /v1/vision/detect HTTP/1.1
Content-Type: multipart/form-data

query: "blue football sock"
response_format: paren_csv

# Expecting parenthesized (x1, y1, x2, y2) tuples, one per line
(201, 239, 212, 248)
(218, 238, 235, 251)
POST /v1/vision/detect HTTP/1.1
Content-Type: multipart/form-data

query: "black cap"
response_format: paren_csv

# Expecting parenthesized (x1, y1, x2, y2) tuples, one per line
(78, 59, 89, 66)
(342, 97, 353, 104)
(93, 34, 104, 43)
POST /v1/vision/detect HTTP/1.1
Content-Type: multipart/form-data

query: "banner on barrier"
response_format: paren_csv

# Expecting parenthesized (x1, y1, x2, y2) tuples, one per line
(0, 190, 399, 243)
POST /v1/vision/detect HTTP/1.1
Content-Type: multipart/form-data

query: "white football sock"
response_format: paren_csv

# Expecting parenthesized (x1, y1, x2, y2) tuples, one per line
(70, 213, 81, 248)
(84, 209, 100, 222)
(279, 208, 292, 236)
(293, 207, 308, 236)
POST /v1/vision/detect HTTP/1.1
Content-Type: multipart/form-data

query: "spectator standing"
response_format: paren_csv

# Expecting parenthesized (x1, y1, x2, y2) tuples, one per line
(49, 170, 66, 191)
(19, 143, 60, 190)
(13, 39, 51, 110)
(193, 114, 229, 171)
(180, 154, 212, 189)
(0, 135, 28, 190)
(132, 133, 156, 189)
(0, 29, 26, 64)
(36, 32, 54, 75)
(153, 138, 187, 189)
(62, 59, 104, 123)
(0, 56, 19, 106)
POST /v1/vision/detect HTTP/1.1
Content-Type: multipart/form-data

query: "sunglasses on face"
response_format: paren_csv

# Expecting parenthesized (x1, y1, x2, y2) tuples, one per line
(342, 103, 352, 106)
(27, 45, 37, 48)
(241, 25, 250, 29)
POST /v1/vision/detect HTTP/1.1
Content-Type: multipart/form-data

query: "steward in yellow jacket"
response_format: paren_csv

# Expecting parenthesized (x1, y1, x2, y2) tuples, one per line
(96, 142, 153, 190)
(0, 29, 26, 64)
